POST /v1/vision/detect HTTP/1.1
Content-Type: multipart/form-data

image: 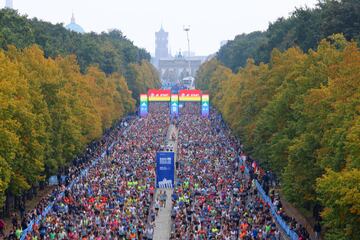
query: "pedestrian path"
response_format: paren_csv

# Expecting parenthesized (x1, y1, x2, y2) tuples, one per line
(153, 189, 173, 240)
(153, 124, 177, 240)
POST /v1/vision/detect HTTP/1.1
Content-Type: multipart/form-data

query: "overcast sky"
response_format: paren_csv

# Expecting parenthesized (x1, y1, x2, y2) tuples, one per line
(6, 0, 319, 56)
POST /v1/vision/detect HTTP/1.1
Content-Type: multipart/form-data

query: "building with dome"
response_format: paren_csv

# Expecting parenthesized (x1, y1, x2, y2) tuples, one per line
(65, 13, 85, 34)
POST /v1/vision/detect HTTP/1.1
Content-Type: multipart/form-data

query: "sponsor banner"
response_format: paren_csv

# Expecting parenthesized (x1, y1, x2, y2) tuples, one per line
(201, 94, 210, 117)
(170, 94, 179, 117)
(148, 89, 171, 101)
(140, 94, 148, 117)
(156, 152, 175, 188)
(179, 89, 202, 101)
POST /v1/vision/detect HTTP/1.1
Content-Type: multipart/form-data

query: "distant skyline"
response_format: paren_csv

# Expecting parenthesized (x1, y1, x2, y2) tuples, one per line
(3, 0, 318, 56)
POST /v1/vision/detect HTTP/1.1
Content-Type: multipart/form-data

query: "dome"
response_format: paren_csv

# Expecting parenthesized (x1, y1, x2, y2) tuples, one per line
(65, 13, 85, 34)
(65, 23, 85, 33)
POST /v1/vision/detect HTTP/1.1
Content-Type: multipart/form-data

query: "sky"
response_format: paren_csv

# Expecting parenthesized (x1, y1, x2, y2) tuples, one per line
(5, 0, 319, 56)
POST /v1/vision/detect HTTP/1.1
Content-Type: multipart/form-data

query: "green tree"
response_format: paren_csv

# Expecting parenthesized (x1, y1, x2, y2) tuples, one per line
(317, 169, 360, 239)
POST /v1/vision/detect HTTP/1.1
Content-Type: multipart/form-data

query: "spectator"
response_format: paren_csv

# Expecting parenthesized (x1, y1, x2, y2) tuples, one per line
(314, 221, 321, 239)
(0, 218, 5, 237)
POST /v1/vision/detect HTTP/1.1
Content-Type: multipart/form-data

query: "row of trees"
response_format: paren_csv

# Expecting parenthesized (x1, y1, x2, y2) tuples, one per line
(0, 10, 161, 211)
(196, 35, 359, 239)
(0, 45, 136, 208)
(218, 0, 360, 72)
(0, 9, 160, 100)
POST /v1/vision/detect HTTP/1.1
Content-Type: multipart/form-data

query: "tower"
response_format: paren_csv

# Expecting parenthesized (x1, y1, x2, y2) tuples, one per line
(155, 25, 169, 59)
(5, 0, 13, 8)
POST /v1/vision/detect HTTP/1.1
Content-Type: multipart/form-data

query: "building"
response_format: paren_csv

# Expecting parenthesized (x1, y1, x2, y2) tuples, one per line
(65, 13, 85, 34)
(182, 51, 195, 57)
(153, 26, 170, 67)
(158, 52, 202, 84)
(155, 25, 170, 60)
(152, 25, 207, 84)
(5, 0, 13, 8)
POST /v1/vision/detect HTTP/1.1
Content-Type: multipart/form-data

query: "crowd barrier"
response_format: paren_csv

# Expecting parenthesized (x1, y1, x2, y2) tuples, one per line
(20, 141, 117, 240)
(239, 157, 299, 240)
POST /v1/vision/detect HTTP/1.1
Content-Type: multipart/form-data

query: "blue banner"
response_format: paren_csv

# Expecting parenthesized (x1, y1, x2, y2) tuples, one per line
(156, 152, 175, 188)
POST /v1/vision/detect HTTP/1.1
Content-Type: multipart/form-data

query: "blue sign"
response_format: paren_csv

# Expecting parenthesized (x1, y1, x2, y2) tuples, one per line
(140, 103, 148, 116)
(156, 152, 175, 188)
(170, 102, 178, 117)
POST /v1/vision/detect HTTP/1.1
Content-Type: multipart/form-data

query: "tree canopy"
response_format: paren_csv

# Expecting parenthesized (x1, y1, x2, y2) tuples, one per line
(195, 35, 360, 239)
(0, 10, 160, 209)
(217, 0, 360, 72)
(0, 9, 160, 99)
(0, 45, 137, 205)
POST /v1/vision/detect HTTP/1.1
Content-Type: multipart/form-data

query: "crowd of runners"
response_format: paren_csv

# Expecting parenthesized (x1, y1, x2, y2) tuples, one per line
(4, 100, 311, 240)
(239, 152, 311, 239)
(6, 103, 169, 239)
(6, 120, 126, 240)
(170, 103, 281, 239)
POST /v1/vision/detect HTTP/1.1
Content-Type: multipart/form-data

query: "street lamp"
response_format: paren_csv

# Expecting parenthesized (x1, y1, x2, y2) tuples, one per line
(183, 25, 191, 77)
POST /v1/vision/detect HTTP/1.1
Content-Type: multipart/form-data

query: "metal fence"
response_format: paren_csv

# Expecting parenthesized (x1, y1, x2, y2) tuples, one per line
(20, 141, 117, 240)
(240, 157, 299, 240)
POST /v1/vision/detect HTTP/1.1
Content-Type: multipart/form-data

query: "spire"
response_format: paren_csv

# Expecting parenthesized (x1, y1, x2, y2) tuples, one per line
(160, 20, 164, 30)
(159, 23, 165, 32)
(71, 13, 76, 24)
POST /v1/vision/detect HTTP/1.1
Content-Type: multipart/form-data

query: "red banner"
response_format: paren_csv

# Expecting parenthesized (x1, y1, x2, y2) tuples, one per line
(179, 89, 202, 101)
(148, 89, 171, 101)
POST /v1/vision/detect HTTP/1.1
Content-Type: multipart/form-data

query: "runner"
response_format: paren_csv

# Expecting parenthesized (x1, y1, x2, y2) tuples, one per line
(19, 102, 170, 239)
(14, 101, 308, 240)
(171, 103, 279, 239)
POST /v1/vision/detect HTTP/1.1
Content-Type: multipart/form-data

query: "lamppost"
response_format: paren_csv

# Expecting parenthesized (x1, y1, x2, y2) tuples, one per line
(183, 25, 191, 77)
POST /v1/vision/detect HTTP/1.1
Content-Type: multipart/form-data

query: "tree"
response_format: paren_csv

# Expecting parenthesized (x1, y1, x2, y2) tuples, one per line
(0, 43, 148, 209)
(317, 169, 360, 239)
(196, 34, 360, 237)
(216, 0, 360, 70)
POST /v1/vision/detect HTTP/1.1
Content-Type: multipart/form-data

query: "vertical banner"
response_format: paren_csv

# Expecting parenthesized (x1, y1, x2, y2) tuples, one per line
(156, 152, 175, 188)
(201, 94, 210, 117)
(140, 94, 148, 117)
(170, 94, 179, 117)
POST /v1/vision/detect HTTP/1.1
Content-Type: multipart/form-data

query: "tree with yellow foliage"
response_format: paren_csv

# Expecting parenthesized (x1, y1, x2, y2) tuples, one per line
(195, 34, 360, 238)
(0, 44, 138, 210)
